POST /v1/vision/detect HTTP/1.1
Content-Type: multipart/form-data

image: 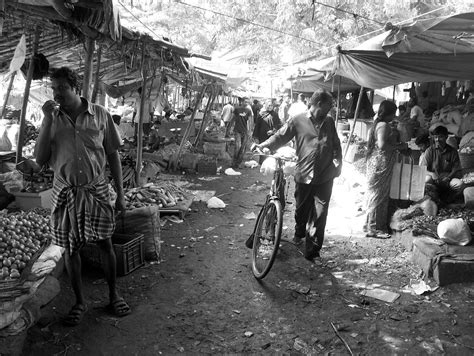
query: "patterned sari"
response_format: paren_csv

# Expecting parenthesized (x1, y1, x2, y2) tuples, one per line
(365, 137, 396, 233)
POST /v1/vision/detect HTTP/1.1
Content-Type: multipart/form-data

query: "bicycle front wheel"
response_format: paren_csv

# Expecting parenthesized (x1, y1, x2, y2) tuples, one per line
(252, 199, 283, 279)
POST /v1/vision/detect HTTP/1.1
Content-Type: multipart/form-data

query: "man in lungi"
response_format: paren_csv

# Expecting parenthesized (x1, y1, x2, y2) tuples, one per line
(35, 67, 131, 326)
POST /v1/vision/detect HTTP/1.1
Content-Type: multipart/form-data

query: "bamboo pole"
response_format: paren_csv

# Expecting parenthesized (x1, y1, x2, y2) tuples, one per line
(91, 44, 102, 103)
(343, 86, 364, 160)
(135, 42, 147, 186)
(1, 71, 17, 119)
(82, 37, 95, 100)
(16, 27, 41, 164)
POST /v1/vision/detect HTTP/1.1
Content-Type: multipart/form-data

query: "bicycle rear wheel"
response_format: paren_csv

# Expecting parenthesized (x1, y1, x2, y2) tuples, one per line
(252, 199, 283, 279)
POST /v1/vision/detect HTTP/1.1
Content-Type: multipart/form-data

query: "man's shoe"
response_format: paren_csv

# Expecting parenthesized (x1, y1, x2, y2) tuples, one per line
(292, 236, 304, 246)
(304, 250, 320, 262)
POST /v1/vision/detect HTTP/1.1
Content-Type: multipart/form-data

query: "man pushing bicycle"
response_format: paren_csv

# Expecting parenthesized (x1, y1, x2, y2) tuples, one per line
(252, 90, 342, 262)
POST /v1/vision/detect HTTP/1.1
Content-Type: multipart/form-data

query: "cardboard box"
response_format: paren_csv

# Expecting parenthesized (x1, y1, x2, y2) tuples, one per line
(13, 189, 52, 210)
(412, 236, 474, 286)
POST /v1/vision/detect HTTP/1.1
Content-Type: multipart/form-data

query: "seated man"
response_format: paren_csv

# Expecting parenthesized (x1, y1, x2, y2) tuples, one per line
(420, 126, 464, 205)
(147, 120, 161, 151)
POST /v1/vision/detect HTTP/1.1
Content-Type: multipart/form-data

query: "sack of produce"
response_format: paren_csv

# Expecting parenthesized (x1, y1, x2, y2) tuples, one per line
(115, 206, 160, 261)
(419, 198, 438, 217)
(437, 218, 472, 246)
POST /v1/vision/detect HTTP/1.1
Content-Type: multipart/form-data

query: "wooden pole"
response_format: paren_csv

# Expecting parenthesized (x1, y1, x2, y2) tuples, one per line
(335, 75, 341, 126)
(343, 86, 364, 160)
(1, 71, 17, 119)
(135, 42, 147, 186)
(91, 44, 102, 103)
(172, 84, 177, 109)
(82, 37, 95, 100)
(194, 87, 216, 146)
(16, 27, 41, 164)
(171, 84, 208, 169)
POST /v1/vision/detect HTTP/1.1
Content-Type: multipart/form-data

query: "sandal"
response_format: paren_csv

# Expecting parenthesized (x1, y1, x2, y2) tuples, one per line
(106, 297, 131, 317)
(63, 304, 87, 326)
(365, 231, 391, 239)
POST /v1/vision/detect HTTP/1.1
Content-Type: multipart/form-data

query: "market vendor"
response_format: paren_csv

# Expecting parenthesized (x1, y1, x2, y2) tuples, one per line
(420, 125, 464, 205)
(35, 67, 131, 326)
(415, 133, 431, 163)
(147, 120, 161, 151)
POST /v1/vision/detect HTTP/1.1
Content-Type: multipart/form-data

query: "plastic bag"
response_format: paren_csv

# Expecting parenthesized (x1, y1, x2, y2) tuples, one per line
(260, 157, 277, 176)
(275, 146, 296, 160)
(207, 196, 226, 209)
(224, 168, 241, 176)
(437, 218, 472, 246)
(283, 161, 296, 176)
(244, 160, 259, 169)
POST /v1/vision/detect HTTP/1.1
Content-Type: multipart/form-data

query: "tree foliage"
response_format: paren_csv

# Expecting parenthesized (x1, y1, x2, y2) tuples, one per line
(119, 0, 474, 70)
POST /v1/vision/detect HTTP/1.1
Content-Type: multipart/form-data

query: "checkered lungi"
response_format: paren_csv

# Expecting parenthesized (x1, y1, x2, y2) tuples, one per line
(50, 175, 115, 255)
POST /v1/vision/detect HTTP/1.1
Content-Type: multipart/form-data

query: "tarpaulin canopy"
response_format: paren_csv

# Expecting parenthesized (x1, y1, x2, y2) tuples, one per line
(288, 56, 361, 93)
(1, 1, 193, 87)
(188, 56, 251, 94)
(331, 12, 474, 89)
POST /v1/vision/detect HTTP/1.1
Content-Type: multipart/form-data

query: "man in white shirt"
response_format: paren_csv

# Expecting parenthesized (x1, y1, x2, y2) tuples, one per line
(288, 93, 308, 118)
(408, 97, 424, 127)
(221, 101, 234, 137)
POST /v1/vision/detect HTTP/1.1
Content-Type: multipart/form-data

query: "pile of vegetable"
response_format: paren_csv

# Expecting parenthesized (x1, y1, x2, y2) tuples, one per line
(23, 122, 39, 145)
(125, 181, 189, 209)
(392, 205, 473, 238)
(462, 171, 474, 185)
(0, 211, 51, 280)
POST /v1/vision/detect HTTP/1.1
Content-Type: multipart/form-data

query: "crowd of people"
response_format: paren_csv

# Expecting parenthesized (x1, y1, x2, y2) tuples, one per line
(219, 94, 310, 168)
(32, 66, 472, 326)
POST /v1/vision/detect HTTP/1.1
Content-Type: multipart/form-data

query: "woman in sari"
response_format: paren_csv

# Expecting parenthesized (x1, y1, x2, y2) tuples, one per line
(365, 100, 408, 238)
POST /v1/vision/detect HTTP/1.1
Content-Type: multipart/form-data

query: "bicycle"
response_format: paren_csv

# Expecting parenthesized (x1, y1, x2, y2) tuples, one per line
(246, 144, 294, 279)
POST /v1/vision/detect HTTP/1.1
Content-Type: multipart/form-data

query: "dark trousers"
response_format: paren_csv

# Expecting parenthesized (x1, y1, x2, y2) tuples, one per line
(294, 179, 334, 257)
(233, 131, 249, 167)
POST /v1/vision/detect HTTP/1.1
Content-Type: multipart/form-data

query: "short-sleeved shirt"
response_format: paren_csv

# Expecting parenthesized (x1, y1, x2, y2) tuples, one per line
(221, 104, 234, 123)
(262, 110, 342, 185)
(420, 144, 461, 178)
(49, 98, 122, 186)
(233, 105, 252, 134)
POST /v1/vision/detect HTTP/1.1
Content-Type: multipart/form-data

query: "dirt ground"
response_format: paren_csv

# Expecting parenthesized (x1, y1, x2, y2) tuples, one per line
(22, 164, 474, 355)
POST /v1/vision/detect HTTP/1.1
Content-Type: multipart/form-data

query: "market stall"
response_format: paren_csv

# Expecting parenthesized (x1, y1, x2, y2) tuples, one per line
(299, 12, 474, 285)
(0, 1, 202, 353)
